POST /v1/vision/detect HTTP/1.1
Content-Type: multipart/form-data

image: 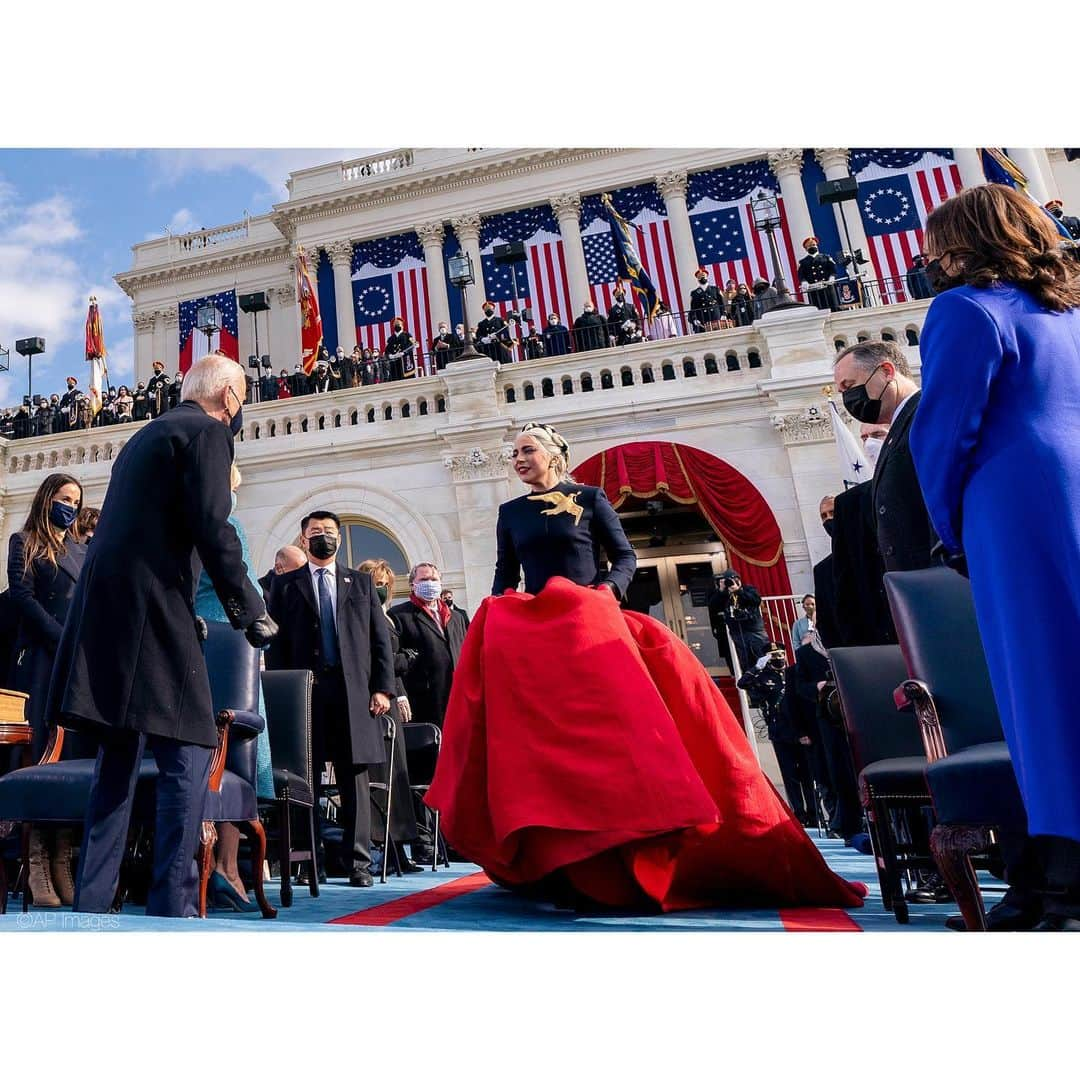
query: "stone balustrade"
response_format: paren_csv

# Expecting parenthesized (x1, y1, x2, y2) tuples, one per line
(340, 150, 415, 183)
(0, 301, 933, 478)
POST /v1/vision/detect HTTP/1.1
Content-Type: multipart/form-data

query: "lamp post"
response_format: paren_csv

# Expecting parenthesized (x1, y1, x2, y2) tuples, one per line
(750, 190, 806, 311)
(446, 252, 485, 362)
(196, 303, 221, 353)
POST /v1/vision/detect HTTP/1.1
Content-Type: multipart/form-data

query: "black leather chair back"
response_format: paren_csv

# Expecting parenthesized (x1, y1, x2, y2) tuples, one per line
(403, 723, 441, 786)
(205, 620, 260, 716)
(831, 646, 924, 773)
(884, 568, 1003, 752)
(261, 669, 314, 791)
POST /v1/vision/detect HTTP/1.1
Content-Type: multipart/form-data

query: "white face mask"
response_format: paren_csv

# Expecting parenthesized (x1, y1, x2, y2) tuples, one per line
(414, 579, 442, 603)
(863, 437, 885, 467)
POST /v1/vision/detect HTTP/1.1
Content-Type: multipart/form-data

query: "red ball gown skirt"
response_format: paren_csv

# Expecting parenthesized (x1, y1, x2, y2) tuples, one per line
(425, 579, 866, 912)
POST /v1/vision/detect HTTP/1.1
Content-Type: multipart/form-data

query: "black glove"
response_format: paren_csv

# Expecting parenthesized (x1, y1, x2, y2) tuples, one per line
(244, 613, 279, 648)
(930, 539, 970, 579)
(194, 616, 209, 642)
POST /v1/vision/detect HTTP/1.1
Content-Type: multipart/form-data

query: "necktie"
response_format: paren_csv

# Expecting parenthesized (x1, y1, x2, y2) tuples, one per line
(317, 568, 340, 669)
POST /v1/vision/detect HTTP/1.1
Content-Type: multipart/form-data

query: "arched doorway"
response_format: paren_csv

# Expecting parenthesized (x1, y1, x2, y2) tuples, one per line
(575, 441, 791, 682)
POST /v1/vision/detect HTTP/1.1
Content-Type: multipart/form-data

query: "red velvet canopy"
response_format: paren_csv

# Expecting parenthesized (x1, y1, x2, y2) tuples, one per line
(574, 441, 792, 597)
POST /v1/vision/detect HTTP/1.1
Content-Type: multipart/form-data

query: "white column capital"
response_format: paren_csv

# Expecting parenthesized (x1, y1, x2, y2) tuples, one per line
(655, 171, 688, 200)
(815, 148, 851, 174)
(274, 284, 296, 306)
(325, 239, 354, 267)
(161, 307, 178, 329)
(450, 213, 483, 242)
(549, 192, 582, 220)
(132, 310, 156, 332)
(415, 220, 446, 247)
(768, 149, 804, 179)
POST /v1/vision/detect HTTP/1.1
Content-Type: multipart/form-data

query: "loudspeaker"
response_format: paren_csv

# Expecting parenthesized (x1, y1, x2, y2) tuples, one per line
(816, 177, 859, 205)
(15, 337, 45, 356)
(238, 291, 270, 313)
(493, 242, 527, 265)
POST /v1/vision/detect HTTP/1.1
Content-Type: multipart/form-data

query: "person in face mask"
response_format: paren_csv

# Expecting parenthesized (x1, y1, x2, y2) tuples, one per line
(833, 339, 930, 575)
(573, 299, 608, 352)
(49, 353, 275, 919)
(475, 301, 510, 363)
(265, 509, 395, 888)
(430, 321, 463, 370)
(542, 311, 571, 356)
(607, 286, 642, 346)
(810, 495, 842, 650)
(798, 237, 839, 311)
(6, 472, 86, 907)
(388, 562, 470, 864)
(689, 267, 726, 331)
(859, 421, 891, 470)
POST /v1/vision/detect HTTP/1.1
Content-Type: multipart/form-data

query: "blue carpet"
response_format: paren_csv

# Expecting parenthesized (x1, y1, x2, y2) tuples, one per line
(0, 835, 1000, 932)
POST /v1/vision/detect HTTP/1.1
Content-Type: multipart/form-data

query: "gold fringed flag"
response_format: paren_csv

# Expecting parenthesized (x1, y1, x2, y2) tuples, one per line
(84, 296, 107, 414)
(296, 247, 324, 375)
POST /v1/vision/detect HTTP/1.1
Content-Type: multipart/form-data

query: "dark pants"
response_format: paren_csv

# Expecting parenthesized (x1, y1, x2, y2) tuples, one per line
(815, 704, 863, 840)
(312, 668, 373, 876)
(771, 738, 815, 824)
(74, 731, 212, 917)
(997, 830, 1080, 918)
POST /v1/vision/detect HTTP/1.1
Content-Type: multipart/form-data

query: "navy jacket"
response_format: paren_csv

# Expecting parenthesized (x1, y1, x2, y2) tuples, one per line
(492, 482, 637, 598)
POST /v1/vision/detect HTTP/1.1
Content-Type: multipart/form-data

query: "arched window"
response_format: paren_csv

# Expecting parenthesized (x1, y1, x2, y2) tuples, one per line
(581, 373, 594, 392)
(366, 408, 375, 424)
(505, 386, 516, 403)
(335, 519, 411, 588)
(401, 402, 411, 418)
(436, 396, 446, 413)
(600, 370, 614, 390)
(641, 366, 654, 384)
(682, 359, 697, 378)
(383, 405, 393, 421)
(704, 355, 718, 375)
(725, 351, 739, 372)
(905, 327, 920, 346)
(661, 363, 675, 381)
(541, 378, 554, 398)
(524, 382, 536, 401)
(620, 367, 633, 387)
(747, 349, 762, 369)
(561, 377, 574, 395)
(419, 399, 429, 415)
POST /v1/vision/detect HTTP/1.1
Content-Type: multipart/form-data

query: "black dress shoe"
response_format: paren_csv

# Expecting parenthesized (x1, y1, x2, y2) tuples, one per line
(398, 857, 425, 874)
(1033, 914, 1080, 931)
(411, 845, 435, 864)
(946, 901, 1044, 931)
(348, 869, 375, 887)
(296, 866, 327, 886)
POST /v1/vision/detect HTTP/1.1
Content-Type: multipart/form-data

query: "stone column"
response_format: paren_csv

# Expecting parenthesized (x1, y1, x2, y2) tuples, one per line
(450, 213, 484, 331)
(549, 193, 590, 316)
(814, 148, 871, 266)
(767, 150, 815, 252)
(326, 240, 357, 353)
(416, 220, 451, 338)
(1009, 147, 1051, 204)
(655, 171, 700, 309)
(951, 147, 985, 190)
(151, 310, 165, 371)
(270, 282, 300, 370)
(133, 309, 156, 382)
(162, 308, 179, 375)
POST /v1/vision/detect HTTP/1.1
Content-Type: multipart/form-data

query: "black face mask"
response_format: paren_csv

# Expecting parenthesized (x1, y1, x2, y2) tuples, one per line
(925, 257, 961, 294)
(822, 518, 836, 538)
(841, 363, 890, 424)
(307, 534, 338, 560)
(806, 246, 819, 255)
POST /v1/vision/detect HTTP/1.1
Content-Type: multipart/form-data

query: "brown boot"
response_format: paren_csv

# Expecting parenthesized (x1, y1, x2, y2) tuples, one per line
(50, 828, 76, 907)
(28, 829, 61, 908)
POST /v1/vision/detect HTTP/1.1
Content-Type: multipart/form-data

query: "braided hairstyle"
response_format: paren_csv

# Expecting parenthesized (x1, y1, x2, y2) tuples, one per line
(520, 421, 573, 482)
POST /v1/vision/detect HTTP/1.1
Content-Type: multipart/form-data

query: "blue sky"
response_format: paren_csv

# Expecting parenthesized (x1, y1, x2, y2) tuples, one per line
(0, 149, 365, 408)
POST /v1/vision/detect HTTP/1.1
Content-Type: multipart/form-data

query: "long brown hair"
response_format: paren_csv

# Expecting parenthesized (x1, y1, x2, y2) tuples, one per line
(924, 184, 1080, 312)
(19, 473, 83, 577)
(70, 506, 100, 544)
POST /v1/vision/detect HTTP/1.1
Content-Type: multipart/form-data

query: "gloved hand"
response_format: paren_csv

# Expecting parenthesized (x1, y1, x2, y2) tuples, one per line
(194, 616, 209, 642)
(244, 613, 279, 648)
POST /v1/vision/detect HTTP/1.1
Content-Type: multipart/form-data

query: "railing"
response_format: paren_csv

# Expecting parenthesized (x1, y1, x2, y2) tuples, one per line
(341, 150, 415, 183)
(172, 216, 251, 253)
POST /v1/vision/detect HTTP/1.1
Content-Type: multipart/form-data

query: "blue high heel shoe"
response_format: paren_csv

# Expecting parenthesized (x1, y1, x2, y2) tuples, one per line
(209, 871, 257, 912)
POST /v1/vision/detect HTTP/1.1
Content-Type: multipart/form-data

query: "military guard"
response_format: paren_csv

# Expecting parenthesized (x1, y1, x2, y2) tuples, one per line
(798, 237, 838, 311)
(607, 286, 642, 346)
(1046, 199, 1080, 241)
(147, 360, 171, 416)
(688, 268, 726, 331)
(476, 301, 512, 362)
(385, 318, 417, 379)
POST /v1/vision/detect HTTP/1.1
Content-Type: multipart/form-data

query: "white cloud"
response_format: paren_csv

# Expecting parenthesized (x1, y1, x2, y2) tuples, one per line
(0, 184, 126, 407)
(143, 206, 198, 241)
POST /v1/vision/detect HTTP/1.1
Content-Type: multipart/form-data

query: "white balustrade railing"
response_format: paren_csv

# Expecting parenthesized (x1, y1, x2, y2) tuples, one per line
(341, 150, 415, 183)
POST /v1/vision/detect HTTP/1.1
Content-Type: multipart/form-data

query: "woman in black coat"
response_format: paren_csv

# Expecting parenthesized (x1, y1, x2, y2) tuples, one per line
(7, 472, 86, 907)
(358, 559, 423, 873)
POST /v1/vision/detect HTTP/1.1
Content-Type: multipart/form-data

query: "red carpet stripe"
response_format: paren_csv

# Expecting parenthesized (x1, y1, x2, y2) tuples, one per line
(329, 872, 493, 926)
(778, 908, 862, 932)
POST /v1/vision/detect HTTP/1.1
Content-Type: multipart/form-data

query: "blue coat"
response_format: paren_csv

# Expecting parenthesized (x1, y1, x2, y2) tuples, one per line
(910, 282, 1080, 842)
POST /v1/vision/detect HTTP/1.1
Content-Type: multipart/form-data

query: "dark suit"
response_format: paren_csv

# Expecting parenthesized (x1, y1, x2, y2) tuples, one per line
(388, 600, 468, 730)
(7, 533, 86, 760)
(811, 554, 842, 650)
(832, 482, 895, 646)
(871, 392, 934, 574)
(266, 563, 395, 874)
(47, 400, 265, 916)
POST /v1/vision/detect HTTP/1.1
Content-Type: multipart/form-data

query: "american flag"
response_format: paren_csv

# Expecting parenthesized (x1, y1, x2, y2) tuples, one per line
(179, 289, 239, 373)
(855, 150, 962, 302)
(480, 206, 572, 326)
(351, 232, 431, 359)
(687, 162, 800, 299)
(580, 184, 682, 314)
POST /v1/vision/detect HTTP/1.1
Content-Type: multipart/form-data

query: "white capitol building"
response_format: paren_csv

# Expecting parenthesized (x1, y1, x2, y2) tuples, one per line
(2, 146, 1078, 691)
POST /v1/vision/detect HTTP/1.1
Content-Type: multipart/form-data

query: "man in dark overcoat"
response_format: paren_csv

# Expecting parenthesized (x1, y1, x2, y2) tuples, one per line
(47, 352, 274, 917)
(266, 510, 395, 886)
